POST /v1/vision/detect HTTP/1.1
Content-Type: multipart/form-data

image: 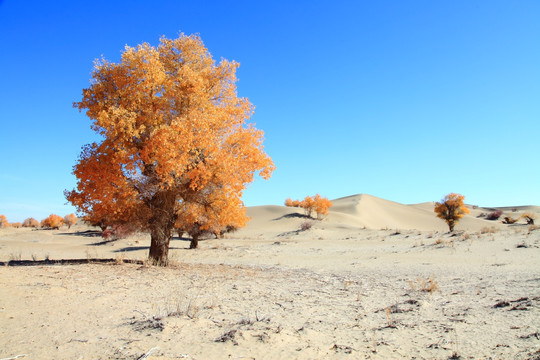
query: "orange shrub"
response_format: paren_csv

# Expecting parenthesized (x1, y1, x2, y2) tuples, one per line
(23, 217, 40, 228)
(11, 222, 22, 228)
(41, 214, 64, 230)
(434, 193, 470, 232)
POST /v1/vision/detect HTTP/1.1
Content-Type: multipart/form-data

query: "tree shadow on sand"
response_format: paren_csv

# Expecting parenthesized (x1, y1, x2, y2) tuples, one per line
(57, 230, 102, 238)
(272, 213, 309, 221)
(112, 246, 184, 253)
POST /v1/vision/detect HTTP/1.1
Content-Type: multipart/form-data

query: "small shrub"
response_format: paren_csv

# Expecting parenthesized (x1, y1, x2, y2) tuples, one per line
(502, 216, 518, 224)
(521, 213, 535, 225)
(409, 276, 439, 293)
(300, 221, 313, 231)
(23, 217, 40, 228)
(480, 226, 497, 234)
(11, 222, 22, 228)
(102, 224, 137, 240)
(486, 210, 502, 221)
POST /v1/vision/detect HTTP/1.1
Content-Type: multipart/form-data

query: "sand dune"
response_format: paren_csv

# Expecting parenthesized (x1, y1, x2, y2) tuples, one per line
(1, 194, 539, 359)
(243, 194, 517, 235)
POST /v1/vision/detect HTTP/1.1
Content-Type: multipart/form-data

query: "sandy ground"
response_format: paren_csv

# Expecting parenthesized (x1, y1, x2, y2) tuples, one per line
(1, 194, 539, 359)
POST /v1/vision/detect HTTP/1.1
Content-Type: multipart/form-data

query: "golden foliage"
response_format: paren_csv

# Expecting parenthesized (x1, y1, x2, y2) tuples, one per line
(65, 33, 274, 264)
(434, 193, 470, 232)
(41, 214, 64, 229)
(0, 214, 9, 228)
(285, 194, 332, 219)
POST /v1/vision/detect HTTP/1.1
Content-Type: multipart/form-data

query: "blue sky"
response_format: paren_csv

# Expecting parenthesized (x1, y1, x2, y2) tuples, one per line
(1, 0, 539, 222)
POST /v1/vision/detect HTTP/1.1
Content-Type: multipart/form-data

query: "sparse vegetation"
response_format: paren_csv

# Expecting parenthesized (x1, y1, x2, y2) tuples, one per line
(300, 221, 313, 231)
(480, 226, 498, 234)
(409, 276, 439, 294)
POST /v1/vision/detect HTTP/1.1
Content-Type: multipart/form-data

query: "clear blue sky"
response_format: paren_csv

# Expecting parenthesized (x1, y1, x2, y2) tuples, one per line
(1, 0, 539, 222)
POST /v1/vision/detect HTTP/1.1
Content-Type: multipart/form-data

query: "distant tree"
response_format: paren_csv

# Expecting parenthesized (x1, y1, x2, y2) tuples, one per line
(41, 214, 64, 230)
(23, 217, 40, 228)
(63, 214, 78, 229)
(0, 215, 9, 228)
(11, 222, 22, 228)
(65, 33, 274, 265)
(285, 194, 332, 219)
(434, 193, 470, 232)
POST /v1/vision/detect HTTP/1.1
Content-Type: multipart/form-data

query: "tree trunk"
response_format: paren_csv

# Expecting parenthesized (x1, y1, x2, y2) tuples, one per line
(448, 220, 455, 232)
(190, 233, 199, 249)
(147, 190, 177, 266)
(149, 226, 172, 265)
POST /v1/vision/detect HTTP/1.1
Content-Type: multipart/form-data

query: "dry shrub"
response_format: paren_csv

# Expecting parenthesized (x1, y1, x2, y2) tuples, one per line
(486, 210, 502, 221)
(11, 222, 22, 228)
(521, 213, 535, 225)
(23, 217, 39, 228)
(480, 226, 497, 234)
(409, 276, 439, 293)
(300, 221, 313, 231)
(102, 224, 137, 241)
(502, 216, 518, 224)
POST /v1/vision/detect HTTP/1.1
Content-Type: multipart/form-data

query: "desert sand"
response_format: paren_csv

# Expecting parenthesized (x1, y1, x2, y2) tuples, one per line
(1, 194, 539, 359)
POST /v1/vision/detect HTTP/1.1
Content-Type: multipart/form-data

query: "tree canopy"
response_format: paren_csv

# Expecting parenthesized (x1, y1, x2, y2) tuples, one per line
(434, 193, 470, 232)
(66, 33, 274, 265)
